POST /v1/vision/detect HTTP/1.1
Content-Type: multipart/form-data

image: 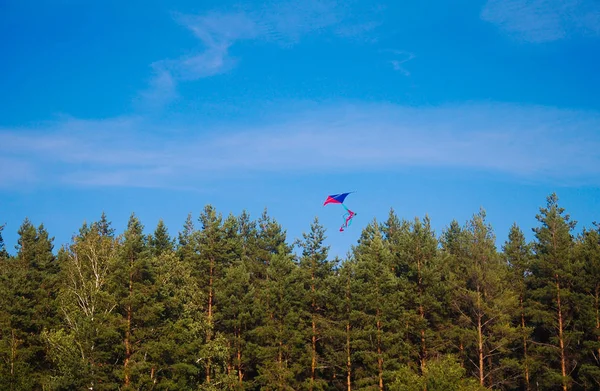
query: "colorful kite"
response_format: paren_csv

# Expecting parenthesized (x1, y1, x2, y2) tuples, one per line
(323, 192, 357, 232)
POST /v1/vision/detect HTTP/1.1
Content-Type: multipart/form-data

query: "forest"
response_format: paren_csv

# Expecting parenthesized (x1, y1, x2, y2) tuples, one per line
(0, 192, 599, 391)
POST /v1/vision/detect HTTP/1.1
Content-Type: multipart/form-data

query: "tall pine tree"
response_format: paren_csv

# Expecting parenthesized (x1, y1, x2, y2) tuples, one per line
(0, 219, 58, 389)
(503, 223, 534, 390)
(574, 223, 600, 389)
(529, 193, 580, 391)
(296, 217, 333, 391)
(446, 210, 519, 389)
(351, 221, 404, 390)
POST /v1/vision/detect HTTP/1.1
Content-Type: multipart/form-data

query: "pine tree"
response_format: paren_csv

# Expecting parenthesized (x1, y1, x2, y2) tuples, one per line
(439, 219, 470, 367)
(574, 223, 600, 389)
(255, 243, 305, 390)
(295, 217, 333, 391)
(0, 223, 8, 259)
(137, 217, 186, 389)
(157, 212, 208, 388)
(384, 211, 446, 377)
(216, 258, 256, 390)
(0, 218, 58, 389)
(92, 211, 116, 237)
(252, 209, 295, 388)
(351, 221, 404, 390)
(150, 219, 174, 257)
(196, 205, 236, 387)
(0, 223, 15, 389)
(113, 213, 163, 389)
(529, 193, 580, 391)
(503, 223, 534, 390)
(325, 259, 355, 391)
(446, 210, 519, 389)
(389, 355, 486, 391)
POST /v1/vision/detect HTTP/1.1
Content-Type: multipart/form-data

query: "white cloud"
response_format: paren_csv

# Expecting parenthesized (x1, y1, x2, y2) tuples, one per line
(137, 68, 178, 109)
(1, 102, 599, 189)
(482, 0, 600, 42)
(384, 50, 415, 76)
(138, 2, 383, 107)
(0, 158, 35, 188)
(138, 11, 258, 107)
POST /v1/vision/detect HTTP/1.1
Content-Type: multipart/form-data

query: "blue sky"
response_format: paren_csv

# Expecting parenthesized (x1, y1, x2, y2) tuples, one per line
(1, 0, 599, 257)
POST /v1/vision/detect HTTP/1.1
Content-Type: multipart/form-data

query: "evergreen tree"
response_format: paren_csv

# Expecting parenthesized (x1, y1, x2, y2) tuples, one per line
(160, 212, 210, 388)
(0, 219, 58, 389)
(503, 223, 534, 390)
(574, 224, 600, 389)
(196, 206, 237, 388)
(529, 193, 580, 391)
(351, 221, 404, 390)
(216, 258, 256, 390)
(255, 243, 305, 390)
(446, 210, 519, 389)
(252, 209, 295, 388)
(92, 211, 116, 237)
(113, 213, 163, 389)
(0, 223, 8, 258)
(150, 218, 174, 256)
(0, 223, 15, 389)
(439, 219, 470, 366)
(390, 355, 486, 391)
(325, 259, 356, 391)
(384, 212, 446, 376)
(295, 217, 333, 391)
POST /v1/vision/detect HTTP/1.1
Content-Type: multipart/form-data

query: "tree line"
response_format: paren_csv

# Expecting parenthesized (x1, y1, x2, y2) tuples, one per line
(0, 193, 598, 390)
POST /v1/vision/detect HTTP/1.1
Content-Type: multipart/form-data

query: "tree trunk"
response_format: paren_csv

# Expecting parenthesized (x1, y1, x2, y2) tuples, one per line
(595, 286, 600, 367)
(124, 269, 133, 387)
(346, 320, 352, 391)
(417, 251, 427, 375)
(10, 328, 17, 377)
(346, 272, 352, 391)
(521, 294, 530, 391)
(232, 327, 243, 388)
(206, 257, 215, 384)
(377, 309, 383, 391)
(477, 288, 484, 387)
(556, 274, 568, 391)
(226, 339, 232, 376)
(208, 258, 214, 320)
(311, 267, 316, 391)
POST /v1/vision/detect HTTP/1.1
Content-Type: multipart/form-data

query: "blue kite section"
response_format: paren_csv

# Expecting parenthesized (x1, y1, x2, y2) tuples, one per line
(325, 192, 352, 205)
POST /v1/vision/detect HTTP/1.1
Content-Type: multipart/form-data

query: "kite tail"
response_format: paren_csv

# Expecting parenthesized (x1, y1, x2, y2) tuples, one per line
(339, 203, 357, 232)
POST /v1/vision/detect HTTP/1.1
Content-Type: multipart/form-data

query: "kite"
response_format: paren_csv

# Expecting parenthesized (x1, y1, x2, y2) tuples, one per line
(323, 192, 357, 232)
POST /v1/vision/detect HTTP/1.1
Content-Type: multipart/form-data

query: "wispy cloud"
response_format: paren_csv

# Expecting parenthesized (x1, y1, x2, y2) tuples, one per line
(139, 11, 258, 108)
(139, 1, 383, 107)
(169, 11, 259, 78)
(0, 158, 35, 188)
(2, 102, 599, 189)
(383, 50, 415, 76)
(481, 0, 600, 42)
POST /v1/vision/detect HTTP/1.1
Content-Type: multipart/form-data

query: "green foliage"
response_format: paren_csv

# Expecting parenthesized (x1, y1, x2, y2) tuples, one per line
(1, 194, 599, 390)
(0, 223, 8, 259)
(150, 219, 174, 256)
(351, 220, 406, 389)
(443, 209, 520, 389)
(0, 218, 59, 389)
(389, 355, 486, 391)
(528, 193, 582, 390)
